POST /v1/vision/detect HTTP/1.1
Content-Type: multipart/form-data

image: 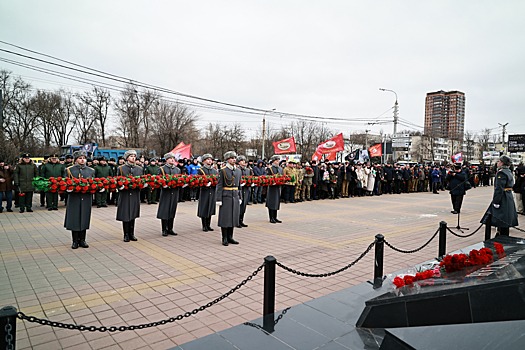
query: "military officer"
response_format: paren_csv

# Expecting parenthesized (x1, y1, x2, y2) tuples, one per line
(64, 151, 95, 249)
(156, 153, 180, 237)
(14, 153, 38, 213)
(197, 153, 218, 232)
(266, 155, 283, 223)
(236, 155, 252, 228)
(116, 150, 144, 242)
(217, 151, 242, 246)
(94, 156, 113, 207)
(145, 158, 160, 204)
(40, 153, 64, 210)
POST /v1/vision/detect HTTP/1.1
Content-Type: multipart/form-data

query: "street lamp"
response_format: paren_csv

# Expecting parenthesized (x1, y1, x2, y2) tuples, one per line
(380, 88, 399, 162)
(261, 108, 275, 160)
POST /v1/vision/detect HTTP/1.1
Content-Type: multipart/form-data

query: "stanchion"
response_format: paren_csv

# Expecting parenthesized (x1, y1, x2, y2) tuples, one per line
(373, 234, 384, 289)
(484, 213, 492, 241)
(438, 221, 447, 258)
(263, 256, 276, 332)
(0, 306, 17, 350)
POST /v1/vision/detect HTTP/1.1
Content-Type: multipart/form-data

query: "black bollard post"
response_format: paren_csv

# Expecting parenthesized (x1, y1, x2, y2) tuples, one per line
(438, 221, 447, 258)
(373, 234, 384, 289)
(0, 306, 17, 350)
(263, 256, 276, 332)
(484, 213, 492, 241)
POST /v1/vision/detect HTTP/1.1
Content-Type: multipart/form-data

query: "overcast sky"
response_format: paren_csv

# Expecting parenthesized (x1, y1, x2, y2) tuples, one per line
(2, 0, 525, 141)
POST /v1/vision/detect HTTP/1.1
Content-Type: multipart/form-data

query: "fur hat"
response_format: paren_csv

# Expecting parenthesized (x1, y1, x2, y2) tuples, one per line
(73, 151, 87, 160)
(499, 155, 512, 166)
(224, 151, 237, 160)
(202, 153, 213, 161)
(124, 150, 137, 160)
(236, 155, 247, 162)
(164, 152, 177, 160)
(270, 155, 280, 163)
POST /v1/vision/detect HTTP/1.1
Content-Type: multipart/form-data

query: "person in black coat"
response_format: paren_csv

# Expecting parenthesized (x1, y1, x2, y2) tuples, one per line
(197, 153, 218, 231)
(445, 164, 467, 214)
(64, 151, 95, 249)
(116, 150, 144, 242)
(156, 152, 180, 237)
(266, 155, 283, 223)
(217, 151, 242, 246)
(236, 155, 252, 228)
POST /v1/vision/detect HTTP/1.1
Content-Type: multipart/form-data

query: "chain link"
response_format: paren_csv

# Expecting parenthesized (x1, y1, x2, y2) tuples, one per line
(511, 226, 525, 233)
(17, 263, 264, 332)
(384, 228, 439, 254)
(446, 223, 483, 238)
(5, 321, 14, 350)
(275, 241, 375, 277)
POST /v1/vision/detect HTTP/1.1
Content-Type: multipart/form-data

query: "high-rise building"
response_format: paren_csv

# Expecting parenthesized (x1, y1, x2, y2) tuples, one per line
(424, 90, 465, 140)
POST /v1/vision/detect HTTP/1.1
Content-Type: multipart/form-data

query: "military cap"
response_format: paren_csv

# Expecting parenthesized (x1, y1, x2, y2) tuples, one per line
(73, 150, 87, 160)
(164, 152, 177, 160)
(223, 151, 237, 160)
(21, 153, 31, 158)
(236, 155, 247, 162)
(109, 157, 116, 162)
(65, 154, 73, 159)
(201, 153, 213, 161)
(123, 150, 137, 160)
(149, 157, 158, 162)
(98, 156, 106, 161)
(270, 155, 280, 162)
(50, 153, 60, 159)
(499, 155, 512, 166)
(59, 156, 65, 161)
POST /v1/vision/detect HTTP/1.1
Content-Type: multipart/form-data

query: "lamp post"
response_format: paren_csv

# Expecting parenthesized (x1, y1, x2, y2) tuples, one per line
(261, 108, 275, 160)
(380, 88, 399, 162)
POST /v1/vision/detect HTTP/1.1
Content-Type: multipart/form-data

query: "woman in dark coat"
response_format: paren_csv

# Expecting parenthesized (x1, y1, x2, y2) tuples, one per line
(446, 164, 467, 214)
(197, 153, 218, 231)
(482, 155, 518, 236)
(156, 152, 180, 237)
(217, 151, 242, 246)
(116, 150, 144, 242)
(64, 151, 95, 249)
(266, 155, 283, 223)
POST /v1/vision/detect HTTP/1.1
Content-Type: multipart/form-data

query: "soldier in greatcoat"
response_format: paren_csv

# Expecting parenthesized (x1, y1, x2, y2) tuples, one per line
(197, 153, 218, 232)
(482, 155, 519, 236)
(116, 150, 144, 242)
(266, 155, 283, 223)
(40, 153, 64, 211)
(156, 152, 180, 237)
(236, 155, 252, 228)
(217, 151, 242, 246)
(14, 153, 38, 213)
(64, 151, 95, 249)
(94, 156, 113, 208)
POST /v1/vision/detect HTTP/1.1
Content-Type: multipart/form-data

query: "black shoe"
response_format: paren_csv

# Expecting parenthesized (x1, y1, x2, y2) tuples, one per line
(19, 209, 25, 213)
(129, 235, 138, 241)
(123, 235, 130, 242)
(451, 210, 458, 214)
(79, 241, 89, 248)
(71, 241, 79, 249)
(27, 208, 33, 212)
(202, 226, 209, 232)
(207, 226, 214, 231)
(7, 209, 13, 212)
(53, 208, 58, 210)
(236, 225, 242, 228)
(240, 222, 248, 227)
(0, 208, 2, 213)
(274, 218, 282, 223)
(270, 218, 277, 224)
(162, 230, 168, 237)
(168, 230, 178, 236)
(97, 205, 102, 208)
(228, 238, 239, 244)
(40, 204, 45, 207)
(48, 208, 53, 211)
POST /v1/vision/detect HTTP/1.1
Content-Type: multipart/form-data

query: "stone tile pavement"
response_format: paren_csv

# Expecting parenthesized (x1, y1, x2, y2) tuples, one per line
(1, 187, 523, 349)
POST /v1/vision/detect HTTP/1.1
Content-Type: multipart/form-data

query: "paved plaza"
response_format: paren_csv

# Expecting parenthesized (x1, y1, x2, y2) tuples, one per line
(1, 186, 523, 349)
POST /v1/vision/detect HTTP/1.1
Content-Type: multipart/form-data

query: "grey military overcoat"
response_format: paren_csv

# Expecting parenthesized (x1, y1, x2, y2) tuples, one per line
(156, 165, 180, 220)
(265, 165, 282, 210)
(63, 165, 95, 231)
(116, 164, 143, 222)
(197, 166, 218, 218)
(239, 166, 252, 217)
(217, 166, 242, 228)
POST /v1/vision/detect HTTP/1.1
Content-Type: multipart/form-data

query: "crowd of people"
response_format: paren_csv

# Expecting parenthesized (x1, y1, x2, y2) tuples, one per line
(1, 153, 523, 247)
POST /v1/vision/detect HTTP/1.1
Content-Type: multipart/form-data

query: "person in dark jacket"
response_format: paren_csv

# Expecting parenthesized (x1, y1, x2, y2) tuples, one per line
(514, 164, 525, 215)
(252, 160, 265, 203)
(0, 160, 14, 213)
(156, 152, 180, 237)
(237, 155, 252, 228)
(198, 153, 218, 232)
(64, 151, 95, 249)
(446, 164, 467, 214)
(14, 154, 38, 213)
(40, 154, 64, 211)
(94, 156, 113, 208)
(217, 151, 242, 246)
(481, 155, 519, 236)
(266, 155, 283, 223)
(116, 150, 144, 242)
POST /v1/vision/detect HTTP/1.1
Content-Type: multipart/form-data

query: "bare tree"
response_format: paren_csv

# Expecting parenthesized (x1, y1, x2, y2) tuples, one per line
(478, 128, 492, 152)
(201, 123, 245, 158)
(49, 90, 77, 148)
(85, 87, 111, 147)
(32, 90, 61, 152)
(75, 92, 99, 145)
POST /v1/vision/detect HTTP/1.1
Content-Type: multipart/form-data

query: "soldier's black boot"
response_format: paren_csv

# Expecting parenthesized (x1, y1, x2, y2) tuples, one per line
(123, 222, 130, 242)
(78, 230, 89, 248)
(227, 228, 239, 244)
(269, 209, 276, 223)
(201, 217, 208, 232)
(206, 217, 214, 231)
(161, 220, 168, 237)
(239, 214, 248, 227)
(500, 227, 510, 236)
(221, 228, 229, 246)
(273, 210, 282, 223)
(129, 220, 138, 241)
(71, 231, 79, 249)
(168, 218, 177, 235)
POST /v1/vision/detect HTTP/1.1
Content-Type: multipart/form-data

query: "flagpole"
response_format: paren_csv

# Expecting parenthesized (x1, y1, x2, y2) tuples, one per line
(261, 108, 276, 160)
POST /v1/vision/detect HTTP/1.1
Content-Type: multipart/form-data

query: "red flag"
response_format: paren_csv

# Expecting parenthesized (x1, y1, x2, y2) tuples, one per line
(451, 152, 463, 163)
(170, 143, 192, 160)
(171, 142, 186, 152)
(312, 149, 323, 161)
(273, 136, 297, 154)
(324, 152, 337, 161)
(368, 144, 382, 157)
(316, 133, 344, 154)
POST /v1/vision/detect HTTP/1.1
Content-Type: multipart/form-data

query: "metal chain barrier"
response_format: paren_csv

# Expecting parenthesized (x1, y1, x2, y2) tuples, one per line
(511, 226, 525, 233)
(275, 241, 375, 278)
(384, 228, 439, 254)
(446, 223, 484, 238)
(17, 263, 265, 332)
(243, 307, 291, 332)
(4, 321, 14, 350)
